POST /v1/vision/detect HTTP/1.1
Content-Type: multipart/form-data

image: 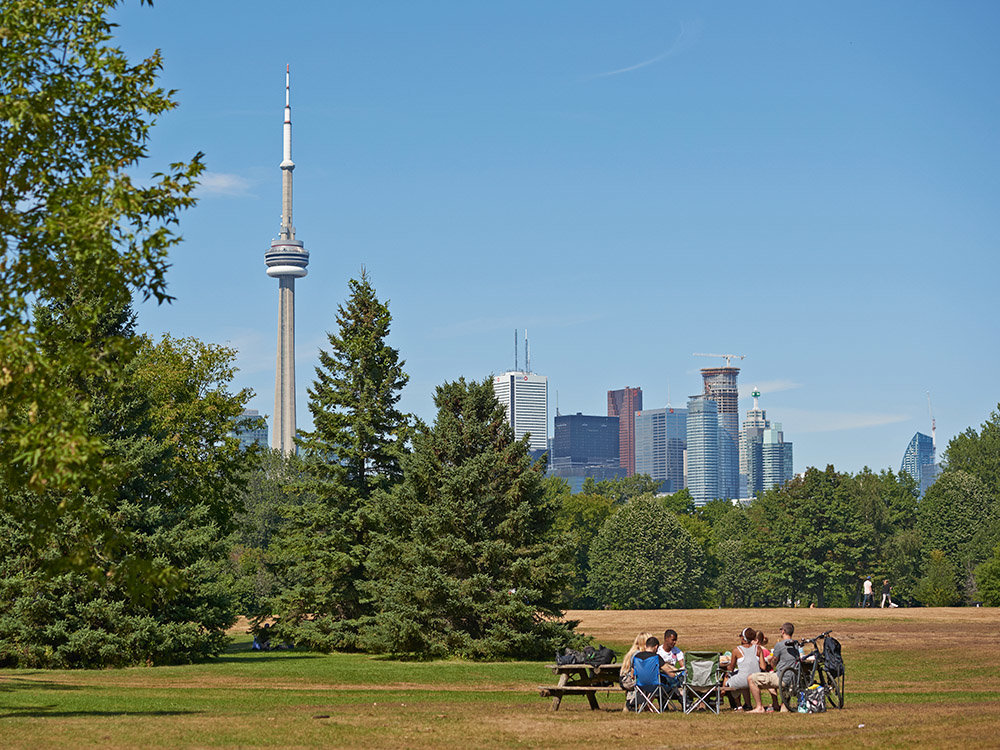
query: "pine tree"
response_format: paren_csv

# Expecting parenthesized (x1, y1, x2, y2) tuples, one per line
(268, 272, 409, 650)
(360, 377, 579, 659)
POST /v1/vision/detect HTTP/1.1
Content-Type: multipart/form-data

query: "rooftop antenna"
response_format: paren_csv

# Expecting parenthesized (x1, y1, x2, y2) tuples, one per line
(556, 390, 560, 417)
(525, 329, 530, 374)
(926, 391, 936, 452)
(667, 382, 672, 408)
(514, 329, 518, 372)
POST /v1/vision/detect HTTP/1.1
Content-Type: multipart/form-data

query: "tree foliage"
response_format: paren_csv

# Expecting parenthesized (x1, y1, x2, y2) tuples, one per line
(944, 404, 1000, 501)
(914, 550, 960, 607)
(0, 0, 202, 509)
(361, 377, 578, 659)
(0, 290, 249, 667)
(268, 272, 410, 650)
(587, 495, 705, 609)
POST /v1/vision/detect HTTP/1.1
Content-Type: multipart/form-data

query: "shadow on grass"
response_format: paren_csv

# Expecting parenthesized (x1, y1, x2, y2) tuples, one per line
(212, 653, 322, 664)
(0, 678, 81, 692)
(0, 706, 199, 719)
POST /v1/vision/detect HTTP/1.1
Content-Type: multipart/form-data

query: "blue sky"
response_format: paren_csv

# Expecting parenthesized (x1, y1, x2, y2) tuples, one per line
(114, 1, 1000, 475)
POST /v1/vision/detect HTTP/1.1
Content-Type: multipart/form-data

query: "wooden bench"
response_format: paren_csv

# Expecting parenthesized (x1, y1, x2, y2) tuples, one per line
(540, 663, 621, 711)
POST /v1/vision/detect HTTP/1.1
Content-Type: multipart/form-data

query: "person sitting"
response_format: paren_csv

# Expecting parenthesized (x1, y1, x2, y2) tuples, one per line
(252, 623, 272, 651)
(632, 636, 669, 711)
(620, 631, 654, 712)
(724, 627, 764, 710)
(748, 622, 797, 713)
(656, 628, 685, 690)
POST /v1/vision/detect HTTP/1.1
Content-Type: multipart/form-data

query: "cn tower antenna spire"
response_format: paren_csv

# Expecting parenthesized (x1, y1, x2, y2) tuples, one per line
(279, 64, 295, 240)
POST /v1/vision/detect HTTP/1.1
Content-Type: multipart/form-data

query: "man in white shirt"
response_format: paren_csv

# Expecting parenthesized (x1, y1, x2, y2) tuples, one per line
(656, 629, 685, 689)
(862, 577, 874, 608)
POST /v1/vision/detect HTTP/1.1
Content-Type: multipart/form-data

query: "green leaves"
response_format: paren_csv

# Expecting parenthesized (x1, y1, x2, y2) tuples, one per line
(586, 495, 705, 609)
(1, 0, 202, 504)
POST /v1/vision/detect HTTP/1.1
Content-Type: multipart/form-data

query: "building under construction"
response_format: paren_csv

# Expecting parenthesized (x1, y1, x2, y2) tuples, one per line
(700, 367, 740, 499)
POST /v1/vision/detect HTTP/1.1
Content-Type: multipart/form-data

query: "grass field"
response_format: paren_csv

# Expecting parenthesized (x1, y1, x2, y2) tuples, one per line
(3, 607, 999, 748)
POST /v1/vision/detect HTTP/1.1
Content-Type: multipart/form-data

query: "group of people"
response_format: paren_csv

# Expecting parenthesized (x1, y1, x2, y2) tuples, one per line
(862, 576, 896, 608)
(619, 622, 801, 713)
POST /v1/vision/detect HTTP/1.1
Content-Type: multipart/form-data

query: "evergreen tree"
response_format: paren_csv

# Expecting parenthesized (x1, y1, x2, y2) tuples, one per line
(268, 272, 409, 650)
(360, 377, 578, 659)
(587, 495, 706, 608)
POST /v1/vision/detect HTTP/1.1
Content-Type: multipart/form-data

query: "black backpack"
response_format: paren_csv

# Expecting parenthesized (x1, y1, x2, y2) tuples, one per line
(823, 635, 844, 677)
(555, 648, 586, 666)
(586, 644, 616, 667)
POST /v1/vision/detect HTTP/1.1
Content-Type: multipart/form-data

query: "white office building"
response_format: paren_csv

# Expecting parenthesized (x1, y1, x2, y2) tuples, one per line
(493, 371, 548, 452)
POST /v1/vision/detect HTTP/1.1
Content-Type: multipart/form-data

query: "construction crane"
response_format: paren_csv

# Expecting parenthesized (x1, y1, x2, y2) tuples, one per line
(693, 352, 746, 368)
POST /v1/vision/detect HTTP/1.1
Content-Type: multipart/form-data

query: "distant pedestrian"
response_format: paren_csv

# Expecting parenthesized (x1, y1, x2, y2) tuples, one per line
(881, 579, 892, 608)
(862, 577, 874, 608)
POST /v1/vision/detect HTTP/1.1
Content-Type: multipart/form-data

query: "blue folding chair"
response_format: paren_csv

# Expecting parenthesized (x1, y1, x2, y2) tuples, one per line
(632, 654, 666, 713)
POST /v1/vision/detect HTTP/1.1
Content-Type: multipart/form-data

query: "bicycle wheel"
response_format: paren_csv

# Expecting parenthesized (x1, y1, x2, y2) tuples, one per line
(820, 666, 844, 709)
(778, 664, 801, 711)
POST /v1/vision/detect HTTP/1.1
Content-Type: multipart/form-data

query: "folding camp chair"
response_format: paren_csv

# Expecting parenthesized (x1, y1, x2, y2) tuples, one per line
(631, 653, 666, 713)
(682, 651, 723, 714)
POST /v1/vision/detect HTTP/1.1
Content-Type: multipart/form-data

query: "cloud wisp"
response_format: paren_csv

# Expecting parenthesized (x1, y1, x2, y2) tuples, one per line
(740, 379, 803, 398)
(593, 20, 701, 78)
(778, 408, 909, 434)
(199, 172, 253, 197)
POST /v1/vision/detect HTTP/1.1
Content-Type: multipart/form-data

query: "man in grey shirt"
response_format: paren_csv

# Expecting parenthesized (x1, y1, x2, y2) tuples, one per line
(748, 622, 798, 713)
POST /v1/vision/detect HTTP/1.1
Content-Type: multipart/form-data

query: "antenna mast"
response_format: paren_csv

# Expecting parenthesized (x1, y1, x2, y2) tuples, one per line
(926, 391, 936, 451)
(514, 329, 518, 372)
(525, 329, 530, 373)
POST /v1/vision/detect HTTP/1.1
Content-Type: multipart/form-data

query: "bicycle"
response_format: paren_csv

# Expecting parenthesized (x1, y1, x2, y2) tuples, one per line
(778, 630, 845, 711)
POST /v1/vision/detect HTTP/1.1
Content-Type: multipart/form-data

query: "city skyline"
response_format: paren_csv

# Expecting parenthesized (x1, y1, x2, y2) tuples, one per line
(114, 2, 1000, 475)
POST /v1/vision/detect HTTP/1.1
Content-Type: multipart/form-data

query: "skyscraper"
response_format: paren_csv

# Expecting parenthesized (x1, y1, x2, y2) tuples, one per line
(608, 387, 642, 477)
(701, 367, 739, 499)
(232, 409, 268, 451)
(686, 396, 719, 505)
(265, 66, 309, 456)
(551, 413, 619, 469)
(549, 413, 624, 490)
(762, 423, 793, 490)
(741, 389, 793, 497)
(493, 371, 549, 452)
(901, 432, 935, 496)
(635, 406, 687, 492)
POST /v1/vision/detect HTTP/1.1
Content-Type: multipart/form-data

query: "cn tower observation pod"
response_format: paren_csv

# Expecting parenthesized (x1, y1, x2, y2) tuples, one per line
(265, 238, 309, 278)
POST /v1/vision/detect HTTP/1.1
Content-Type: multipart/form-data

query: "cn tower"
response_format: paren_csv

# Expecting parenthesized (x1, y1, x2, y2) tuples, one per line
(265, 65, 308, 455)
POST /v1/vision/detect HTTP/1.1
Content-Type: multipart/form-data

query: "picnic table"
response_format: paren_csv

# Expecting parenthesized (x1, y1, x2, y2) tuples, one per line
(538, 663, 622, 711)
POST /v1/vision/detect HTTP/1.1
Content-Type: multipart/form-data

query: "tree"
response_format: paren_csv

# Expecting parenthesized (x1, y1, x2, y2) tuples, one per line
(587, 495, 705, 608)
(748, 466, 869, 607)
(0, 0, 202, 518)
(269, 272, 410, 650)
(225, 450, 305, 620)
(580, 475, 662, 504)
(944, 405, 1000, 501)
(914, 550, 960, 607)
(553, 486, 615, 606)
(974, 546, 1000, 607)
(0, 292, 250, 668)
(360, 377, 578, 659)
(917, 470, 999, 577)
